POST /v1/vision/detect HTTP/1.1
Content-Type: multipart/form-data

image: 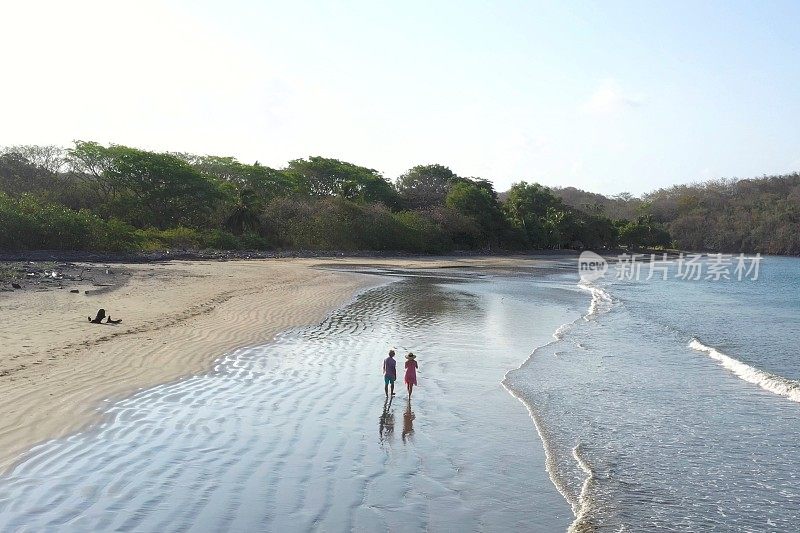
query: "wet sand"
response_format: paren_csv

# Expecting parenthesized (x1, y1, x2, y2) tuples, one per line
(0, 256, 569, 474)
(0, 264, 580, 531)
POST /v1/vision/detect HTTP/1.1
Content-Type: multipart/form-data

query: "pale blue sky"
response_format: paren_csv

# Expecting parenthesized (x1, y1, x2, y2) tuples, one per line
(2, 0, 799, 194)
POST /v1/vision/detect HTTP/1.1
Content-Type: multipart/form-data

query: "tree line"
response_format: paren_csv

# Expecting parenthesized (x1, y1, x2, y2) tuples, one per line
(552, 174, 800, 255)
(5, 140, 763, 255)
(644, 176, 800, 255)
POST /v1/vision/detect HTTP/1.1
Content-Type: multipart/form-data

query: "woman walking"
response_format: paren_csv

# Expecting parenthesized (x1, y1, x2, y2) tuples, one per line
(404, 353, 418, 398)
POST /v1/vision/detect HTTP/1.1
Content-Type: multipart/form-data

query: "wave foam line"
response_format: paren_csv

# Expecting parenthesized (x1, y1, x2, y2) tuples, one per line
(501, 323, 587, 518)
(577, 281, 614, 320)
(568, 443, 597, 533)
(689, 339, 800, 403)
(501, 380, 581, 516)
(501, 280, 614, 530)
(553, 323, 573, 340)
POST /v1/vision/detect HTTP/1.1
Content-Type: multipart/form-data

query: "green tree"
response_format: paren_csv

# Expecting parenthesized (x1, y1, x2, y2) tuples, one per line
(543, 207, 579, 249)
(186, 155, 297, 205)
(575, 213, 618, 249)
(68, 142, 223, 228)
(224, 189, 262, 235)
(617, 216, 672, 249)
(445, 181, 506, 248)
(67, 141, 119, 200)
(286, 157, 398, 206)
(396, 164, 458, 209)
(503, 182, 565, 247)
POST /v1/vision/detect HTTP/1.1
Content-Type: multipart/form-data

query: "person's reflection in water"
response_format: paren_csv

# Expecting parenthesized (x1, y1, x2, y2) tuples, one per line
(379, 397, 394, 445)
(402, 400, 415, 443)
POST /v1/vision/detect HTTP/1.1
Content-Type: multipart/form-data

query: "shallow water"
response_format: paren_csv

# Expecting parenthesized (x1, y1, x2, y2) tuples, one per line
(5, 257, 798, 532)
(0, 274, 582, 532)
(506, 256, 800, 531)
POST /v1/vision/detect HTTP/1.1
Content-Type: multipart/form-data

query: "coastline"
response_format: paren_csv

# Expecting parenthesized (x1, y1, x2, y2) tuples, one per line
(0, 259, 384, 474)
(0, 255, 574, 475)
(0, 257, 581, 531)
(501, 278, 614, 532)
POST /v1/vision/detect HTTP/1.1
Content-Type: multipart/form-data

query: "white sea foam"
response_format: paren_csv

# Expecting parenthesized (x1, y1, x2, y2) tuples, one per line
(502, 323, 585, 514)
(568, 442, 597, 533)
(501, 381, 581, 515)
(578, 281, 614, 320)
(689, 339, 800, 403)
(502, 281, 610, 529)
(554, 323, 573, 340)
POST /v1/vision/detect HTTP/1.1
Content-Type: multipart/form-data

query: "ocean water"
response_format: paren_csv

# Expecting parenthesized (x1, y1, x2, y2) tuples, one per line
(505, 255, 800, 531)
(1, 257, 798, 532)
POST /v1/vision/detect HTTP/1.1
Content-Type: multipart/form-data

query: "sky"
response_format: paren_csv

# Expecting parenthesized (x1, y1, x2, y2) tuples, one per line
(1, 0, 799, 195)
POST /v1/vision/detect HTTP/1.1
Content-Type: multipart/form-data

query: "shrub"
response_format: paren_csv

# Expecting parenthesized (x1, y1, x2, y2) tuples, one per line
(238, 232, 270, 250)
(265, 197, 417, 251)
(202, 229, 241, 250)
(392, 210, 452, 253)
(0, 192, 122, 251)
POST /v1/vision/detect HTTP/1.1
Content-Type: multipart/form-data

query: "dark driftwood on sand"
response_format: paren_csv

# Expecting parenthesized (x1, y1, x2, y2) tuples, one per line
(89, 309, 106, 324)
(88, 309, 122, 324)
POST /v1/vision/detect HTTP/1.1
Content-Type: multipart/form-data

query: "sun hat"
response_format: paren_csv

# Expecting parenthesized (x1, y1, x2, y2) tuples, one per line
(406, 352, 416, 359)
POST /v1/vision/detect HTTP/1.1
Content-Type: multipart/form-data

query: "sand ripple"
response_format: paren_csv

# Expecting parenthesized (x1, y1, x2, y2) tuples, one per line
(0, 276, 574, 532)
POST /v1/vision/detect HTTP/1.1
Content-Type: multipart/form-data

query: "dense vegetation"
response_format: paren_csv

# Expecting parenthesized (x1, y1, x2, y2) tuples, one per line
(2, 142, 793, 255)
(555, 175, 800, 255)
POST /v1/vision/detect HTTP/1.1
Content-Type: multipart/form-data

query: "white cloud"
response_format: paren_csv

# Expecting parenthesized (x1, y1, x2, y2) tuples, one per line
(582, 79, 644, 114)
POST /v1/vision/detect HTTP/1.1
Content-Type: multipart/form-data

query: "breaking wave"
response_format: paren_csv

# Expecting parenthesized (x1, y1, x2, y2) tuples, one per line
(689, 338, 800, 403)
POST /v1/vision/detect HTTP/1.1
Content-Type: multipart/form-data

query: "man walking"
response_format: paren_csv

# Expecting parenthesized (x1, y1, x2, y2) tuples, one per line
(383, 350, 397, 397)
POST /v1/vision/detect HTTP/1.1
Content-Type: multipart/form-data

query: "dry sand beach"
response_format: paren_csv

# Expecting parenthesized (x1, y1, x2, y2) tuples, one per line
(0, 256, 579, 531)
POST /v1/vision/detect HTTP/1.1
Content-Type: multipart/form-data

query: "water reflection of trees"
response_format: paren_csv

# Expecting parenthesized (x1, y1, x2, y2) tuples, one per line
(385, 279, 484, 325)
